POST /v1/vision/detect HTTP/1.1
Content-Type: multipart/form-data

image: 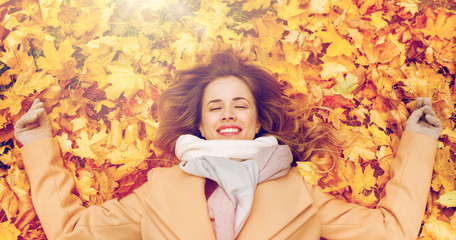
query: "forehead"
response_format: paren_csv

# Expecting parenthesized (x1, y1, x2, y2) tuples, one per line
(203, 76, 253, 101)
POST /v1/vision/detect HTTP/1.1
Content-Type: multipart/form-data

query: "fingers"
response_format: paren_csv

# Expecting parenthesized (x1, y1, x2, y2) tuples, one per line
(425, 114, 442, 127)
(422, 97, 432, 107)
(415, 97, 423, 109)
(409, 106, 425, 122)
(29, 98, 44, 111)
(15, 108, 45, 129)
(423, 106, 437, 118)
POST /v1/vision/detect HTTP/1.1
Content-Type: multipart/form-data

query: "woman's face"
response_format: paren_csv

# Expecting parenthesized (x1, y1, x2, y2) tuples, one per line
(199, 76, 261, 140)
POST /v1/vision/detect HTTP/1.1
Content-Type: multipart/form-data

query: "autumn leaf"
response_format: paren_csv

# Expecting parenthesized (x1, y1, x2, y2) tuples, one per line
(72, 130, 108, 165)
(333, 73, 359, 98)
(105, 65, 146, 101)
(1, 1, 456, 238)
(320, 62, 348, 80)
(0, 220, 21, 240)
(297, 160, 323, 185)
(421, 215, 456, 240)
(0, 178, 19, 221)
(437, 191, 456, 208)
(242, 0, 270, 11)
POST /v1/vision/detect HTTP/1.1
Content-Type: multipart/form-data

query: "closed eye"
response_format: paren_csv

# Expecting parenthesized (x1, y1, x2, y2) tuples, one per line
(235, 106, 247, 109)
(209, 107, 221, 111)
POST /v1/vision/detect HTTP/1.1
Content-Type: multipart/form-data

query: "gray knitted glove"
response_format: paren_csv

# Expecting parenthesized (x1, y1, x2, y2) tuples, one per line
(405, 97, 442, 140)
(14, 98, 52, 146)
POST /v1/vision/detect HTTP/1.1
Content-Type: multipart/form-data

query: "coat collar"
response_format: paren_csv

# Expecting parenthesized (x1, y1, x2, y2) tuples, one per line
(147, 166, 315, 239)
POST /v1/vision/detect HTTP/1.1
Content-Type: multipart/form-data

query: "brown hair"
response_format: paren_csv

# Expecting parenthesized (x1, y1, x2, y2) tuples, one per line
(155, 50, 346, 165)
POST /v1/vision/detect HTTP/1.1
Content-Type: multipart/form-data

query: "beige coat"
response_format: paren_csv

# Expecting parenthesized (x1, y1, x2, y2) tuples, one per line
(20, 131, 438, 240)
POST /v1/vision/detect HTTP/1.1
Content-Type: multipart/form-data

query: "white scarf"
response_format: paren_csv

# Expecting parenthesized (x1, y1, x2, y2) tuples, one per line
(175, 134, 292, 239)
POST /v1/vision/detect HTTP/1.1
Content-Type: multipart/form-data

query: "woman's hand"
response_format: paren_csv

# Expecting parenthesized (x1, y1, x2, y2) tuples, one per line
(14, 98, 52, 146)
(405, 97, 442, 140)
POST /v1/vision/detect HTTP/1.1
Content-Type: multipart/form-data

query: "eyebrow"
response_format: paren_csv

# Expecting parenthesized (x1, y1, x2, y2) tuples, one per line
(207, 97, 250, 106)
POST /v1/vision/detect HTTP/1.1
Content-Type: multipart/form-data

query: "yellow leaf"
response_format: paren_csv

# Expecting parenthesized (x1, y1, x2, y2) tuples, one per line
(297, 161, 323, 185)
(421, 215, 456, 240)
(431, 147, 456, 192)
(309, 0, 331, 14)
(370, 110, 387, 130)
(243, 0, 270, 11)
(283, 42, 303, 66)
(105, 65, 146, 100)
(171, 33, 198, 61)
(368, 125, 391, 146)
(70, 117, 88, 132)
(437, 191, 456, 207)
(254, 14, 284, 54)
(273, 0, 306, 20)
(370, 11, 388, 29)
(36, 36, 63, 70)
(397, 0, 419, 16)
(0, 91, 24, 116)
(72, 130, 108, 161)
(75, 169, 98, 202)
(349, 105, 368, 123)
(351, 163, 378, 207)
(0, 114, 7, 129)
(94, 100, 116, 113)
(333, 73, 358, 98)
(0, 178, 19, 220)
(55, 132, 73, 154)
(327, 107, 346, 129)
(39, 0, 61, 27)
(320, 62, 348, 80)
(315, 22, 356, 57)
(344, 132, 376, 161)
(0, 220, 21, 240)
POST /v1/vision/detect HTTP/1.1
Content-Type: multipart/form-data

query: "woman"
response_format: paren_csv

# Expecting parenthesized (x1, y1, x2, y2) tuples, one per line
(14, 51, 442, 240)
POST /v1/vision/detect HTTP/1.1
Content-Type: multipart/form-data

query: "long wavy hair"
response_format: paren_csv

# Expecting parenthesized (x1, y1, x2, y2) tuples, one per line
(155, 50, 346, 166)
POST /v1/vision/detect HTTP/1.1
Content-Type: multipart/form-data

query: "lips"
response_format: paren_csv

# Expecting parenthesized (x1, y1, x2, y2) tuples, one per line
(217, 125, 242, 136)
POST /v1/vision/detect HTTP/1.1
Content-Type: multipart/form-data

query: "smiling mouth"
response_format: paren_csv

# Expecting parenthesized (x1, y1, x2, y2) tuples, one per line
(218, 128, 241, 134)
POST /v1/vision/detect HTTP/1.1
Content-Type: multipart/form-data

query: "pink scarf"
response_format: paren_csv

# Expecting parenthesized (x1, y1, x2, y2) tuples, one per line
(175, 135, 293, 239)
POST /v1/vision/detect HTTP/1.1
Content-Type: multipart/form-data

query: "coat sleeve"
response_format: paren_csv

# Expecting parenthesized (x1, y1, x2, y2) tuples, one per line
(20, 138, 149, 240)
(314, 131, 438, 240)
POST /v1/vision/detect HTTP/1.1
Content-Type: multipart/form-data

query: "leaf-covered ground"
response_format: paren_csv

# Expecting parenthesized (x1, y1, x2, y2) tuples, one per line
(0, 0, 455, 239)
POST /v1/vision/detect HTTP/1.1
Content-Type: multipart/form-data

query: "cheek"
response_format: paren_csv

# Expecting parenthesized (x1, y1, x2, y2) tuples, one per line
(199, 113, 215, 133)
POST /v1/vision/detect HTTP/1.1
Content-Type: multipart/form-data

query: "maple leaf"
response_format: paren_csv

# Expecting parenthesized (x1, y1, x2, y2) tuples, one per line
(242, 0, 270, 11)
(75, 169, 98, 202)
(254, 14, 284, 57)
(421, 8, 456, 40)
(272, 0, 306, 20)
(369, 11, 388, 29)
(2, 0, 456, 237)
(421, 215, 456, 239)
(343, 131, 377, 161)
(320, 62, 348, 80)
(314, 20, 356, 58)
(370, 110, 388, 130)
(0, 178, 19, 221)
(105, 65, 146, 101)
(368, 125, 391, 146)
(430, 147, 456, 192)
(437, 191, 456, 208)
(333, 73, 359, 98)
(72, 130, 108, 165)
(0, 220, 21, 240)
(297, 160, 323, 185)
(397, 0, 419, 16)
(309, 0, 331, 14)
(54, 132, 73, 154)
(350, 163, 378, 207)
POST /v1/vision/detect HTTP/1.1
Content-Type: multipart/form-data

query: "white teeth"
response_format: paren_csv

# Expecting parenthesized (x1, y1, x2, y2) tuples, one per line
(219, 128, 240, 133)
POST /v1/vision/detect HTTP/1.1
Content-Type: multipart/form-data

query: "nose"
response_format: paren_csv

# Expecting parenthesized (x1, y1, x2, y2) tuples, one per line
(221, 108, 235, 121)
